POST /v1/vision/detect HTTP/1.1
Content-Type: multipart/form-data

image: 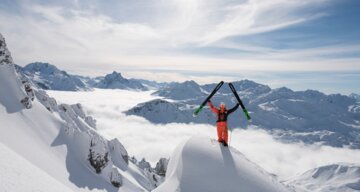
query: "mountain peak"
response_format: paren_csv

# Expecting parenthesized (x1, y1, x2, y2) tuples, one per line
(105, 71, 125, 81)
(93, 71, 147, 90)
(23, 62, 61, 75)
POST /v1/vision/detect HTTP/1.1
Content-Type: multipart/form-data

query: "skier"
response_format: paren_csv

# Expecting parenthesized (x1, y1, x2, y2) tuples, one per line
(208, 101, 239, 146)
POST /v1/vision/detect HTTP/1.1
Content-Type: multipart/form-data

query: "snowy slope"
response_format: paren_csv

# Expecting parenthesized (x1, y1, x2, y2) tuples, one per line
(0, 142, 74, 192)
(20, 62, 89, 91)
(0, 33, 163, 191)
(284, 163, 360, 192)
(154, 136, 290, 192)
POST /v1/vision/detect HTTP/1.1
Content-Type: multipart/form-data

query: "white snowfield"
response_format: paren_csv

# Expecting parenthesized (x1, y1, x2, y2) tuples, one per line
(155, 136, 290, 192)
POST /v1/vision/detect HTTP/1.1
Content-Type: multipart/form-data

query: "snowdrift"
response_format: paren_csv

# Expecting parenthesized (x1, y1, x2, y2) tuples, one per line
(154, 136, 289, 192)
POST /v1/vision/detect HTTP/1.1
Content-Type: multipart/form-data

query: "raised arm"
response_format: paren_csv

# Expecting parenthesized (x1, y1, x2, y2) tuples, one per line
(228, 103, 240, 114)
(208, 100, 218, 114)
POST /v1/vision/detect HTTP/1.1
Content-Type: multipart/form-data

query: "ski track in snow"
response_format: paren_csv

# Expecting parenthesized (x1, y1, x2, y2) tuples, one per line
(47, 89, 360, 180)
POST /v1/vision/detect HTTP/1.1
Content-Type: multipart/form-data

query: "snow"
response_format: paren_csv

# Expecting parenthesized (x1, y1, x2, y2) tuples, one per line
(0, 34, 162, 192)
(2, 31, 360, 191)
(284, 163, 360, 192)
(155, 136, 289, 192)
(47, 89, 360, 181)
(127, 80, 360, 148)
(0, 142, 73, 192)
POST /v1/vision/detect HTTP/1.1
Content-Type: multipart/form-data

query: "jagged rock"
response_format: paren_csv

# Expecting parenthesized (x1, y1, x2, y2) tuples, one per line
(0, 34, 13, 66)
(88, 138, 109, 174)
(109, 138, 129, 165)
(71, 103, 86, 119)
(138, 158, 151, 170)
(155, 158, 169, 177)
(35, 90, 58, 112)
(85, 116, 96, 129)
(20, 97, 32, 109)
(129, 156, 137, 164)
(109, 168, 122, 188)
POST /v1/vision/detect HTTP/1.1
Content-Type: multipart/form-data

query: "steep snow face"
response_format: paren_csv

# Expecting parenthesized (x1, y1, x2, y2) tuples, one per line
(93, 71, 148, 91)
(153, 80, 205, 100)
(155, 136, 289, 192)
(285, 163, 360, 192)
(21, 62, 89, 91)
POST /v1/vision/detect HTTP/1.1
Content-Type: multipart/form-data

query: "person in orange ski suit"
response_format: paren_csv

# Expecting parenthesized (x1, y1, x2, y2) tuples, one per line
(208, 100, 239, 146)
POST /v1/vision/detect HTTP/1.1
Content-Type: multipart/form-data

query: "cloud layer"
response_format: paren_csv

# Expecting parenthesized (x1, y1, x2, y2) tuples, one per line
(47, 89, 360, 179)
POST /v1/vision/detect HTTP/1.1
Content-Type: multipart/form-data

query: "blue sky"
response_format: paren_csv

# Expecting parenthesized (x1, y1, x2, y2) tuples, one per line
(0, 0, 359, 94)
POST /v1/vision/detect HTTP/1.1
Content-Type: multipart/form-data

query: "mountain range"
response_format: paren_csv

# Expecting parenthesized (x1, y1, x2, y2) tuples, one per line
(17, 62, 154, 91)
(1, 32, 359, 191)
(127, 80, 360, 149)
(14, 62, 360, 149)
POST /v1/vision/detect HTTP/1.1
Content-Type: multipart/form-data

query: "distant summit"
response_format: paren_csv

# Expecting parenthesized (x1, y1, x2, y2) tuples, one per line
(92, 71, 148, 91)
(20, 62, 89, 91)
(153, 80, 205, 100)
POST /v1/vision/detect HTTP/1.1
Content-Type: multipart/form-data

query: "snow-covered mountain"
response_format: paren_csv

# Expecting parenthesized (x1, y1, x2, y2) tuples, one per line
(284, 163, 360, 192)
(350, 93, 360, 102)
(130, 78, 172, 90)
(0, 33, 163, 191)
(90, 71, 148, 91)
(17, 63, 160, 91)
(152, 80, 205, 100)
(154, 136, 290, 192)
(19, 62, 90, 91)
(127, 80, 360, 148)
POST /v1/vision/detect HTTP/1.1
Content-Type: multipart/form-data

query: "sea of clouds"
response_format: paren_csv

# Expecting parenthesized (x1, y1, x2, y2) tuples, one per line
(48, 89, 360, 180)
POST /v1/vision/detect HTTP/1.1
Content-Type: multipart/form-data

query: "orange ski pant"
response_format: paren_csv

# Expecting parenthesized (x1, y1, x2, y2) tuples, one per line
(216, 121, 228, 144)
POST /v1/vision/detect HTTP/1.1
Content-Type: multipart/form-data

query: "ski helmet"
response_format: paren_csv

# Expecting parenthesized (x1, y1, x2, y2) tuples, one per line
(220, 102, 226, 109)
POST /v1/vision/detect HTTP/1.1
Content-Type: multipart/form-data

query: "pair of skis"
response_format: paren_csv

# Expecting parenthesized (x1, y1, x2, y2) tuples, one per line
(193, 81, 251, 121)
